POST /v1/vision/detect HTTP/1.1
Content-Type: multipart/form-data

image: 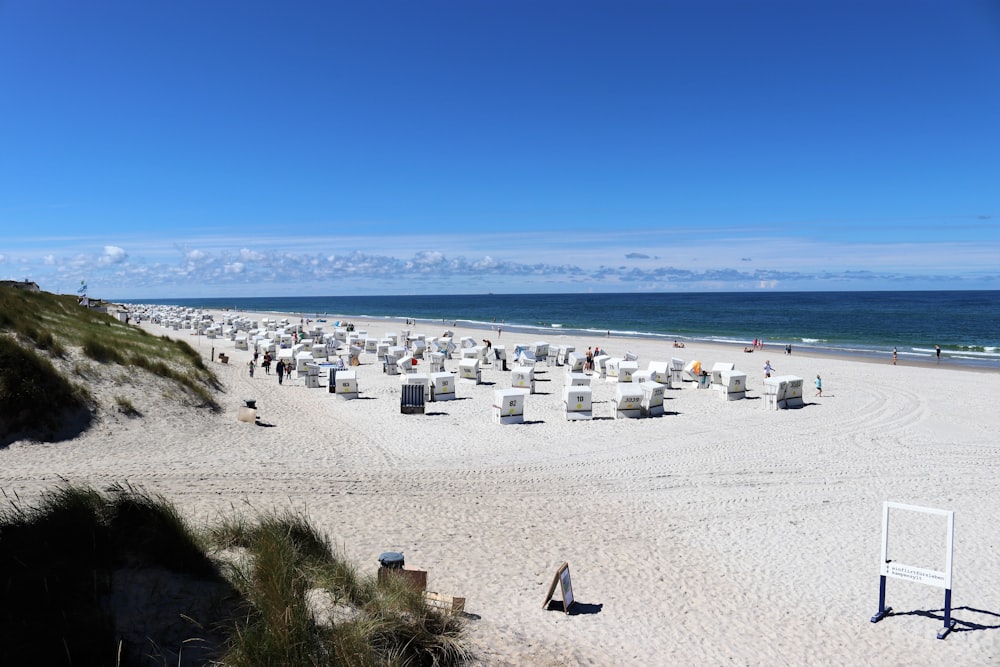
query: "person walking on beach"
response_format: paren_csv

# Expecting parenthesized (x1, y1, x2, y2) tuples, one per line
(585, 347, 594, 372)
(262, 352, 272, 375)
(892, 347, 898, 365)
(247, 358, 256, 378)
(815, 374, 823, 397)
(764, 360, 774, 378)
(276, 359, 285, 385)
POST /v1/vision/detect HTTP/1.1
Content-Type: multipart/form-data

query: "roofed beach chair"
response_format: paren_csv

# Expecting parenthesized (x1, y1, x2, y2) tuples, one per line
(400, 383, 425, 414)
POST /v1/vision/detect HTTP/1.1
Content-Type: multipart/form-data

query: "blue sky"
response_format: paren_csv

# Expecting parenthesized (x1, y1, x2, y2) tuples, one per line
(2, 1, 998, 298)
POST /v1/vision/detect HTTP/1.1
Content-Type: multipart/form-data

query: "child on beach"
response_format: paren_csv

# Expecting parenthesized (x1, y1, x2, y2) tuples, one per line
(248, 359, 256, 378)
(815, 374, 822, 397)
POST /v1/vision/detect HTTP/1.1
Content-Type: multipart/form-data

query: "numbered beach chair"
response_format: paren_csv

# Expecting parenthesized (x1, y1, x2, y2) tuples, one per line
(640, 381, 666, 416)
(563, 386, 593, 420)
(493, 388, 527, 424)
(615, 384, 644, 419)
(334, 370, 358, 400)
(511, 366, 535, 393)
(719, 369, 747, 401)
(429, 371, 455, 401)
(458, 358, 481, 384)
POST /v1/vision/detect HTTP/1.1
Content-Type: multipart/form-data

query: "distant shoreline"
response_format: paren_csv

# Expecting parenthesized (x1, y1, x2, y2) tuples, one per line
(121, 291, 1000, 372)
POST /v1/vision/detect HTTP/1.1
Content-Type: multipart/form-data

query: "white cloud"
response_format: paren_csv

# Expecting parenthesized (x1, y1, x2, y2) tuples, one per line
(239, 248, 265, 261)
(99, 245, 127, 265)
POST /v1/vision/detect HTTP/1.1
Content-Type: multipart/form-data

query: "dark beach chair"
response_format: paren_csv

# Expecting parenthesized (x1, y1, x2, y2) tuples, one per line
(400, 384, 425, 414)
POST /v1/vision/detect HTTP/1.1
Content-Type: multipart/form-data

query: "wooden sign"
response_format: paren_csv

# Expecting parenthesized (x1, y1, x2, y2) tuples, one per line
(542, 562, 575, 614)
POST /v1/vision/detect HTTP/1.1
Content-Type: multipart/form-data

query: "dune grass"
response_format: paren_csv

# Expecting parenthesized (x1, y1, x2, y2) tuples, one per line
(0, 287, 222, 442)
(0, 485, 472, 666)
(210, 509, 471, 667)
(0, 483, 230, 665)
(0, 334, 92, 438)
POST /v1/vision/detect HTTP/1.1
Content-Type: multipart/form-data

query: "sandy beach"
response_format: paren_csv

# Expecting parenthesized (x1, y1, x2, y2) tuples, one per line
(3, 311, 999, 666)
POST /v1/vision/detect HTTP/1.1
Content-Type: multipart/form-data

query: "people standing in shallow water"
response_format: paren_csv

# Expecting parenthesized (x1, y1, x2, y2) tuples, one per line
(936, 344, 941, 363)
(892, 347, 898, 365)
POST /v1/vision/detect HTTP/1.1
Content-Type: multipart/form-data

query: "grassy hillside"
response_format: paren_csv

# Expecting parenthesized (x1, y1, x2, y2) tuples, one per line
(0, 288, 222, 445)
(0, 484, 471, 666)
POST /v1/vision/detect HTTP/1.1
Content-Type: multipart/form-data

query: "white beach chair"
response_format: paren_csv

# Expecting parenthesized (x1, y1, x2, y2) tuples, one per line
(492, 388, 527, 424)
(619, 360, 639, 383)
(614, 384, 644, 419)
(429, 371, 455, 401)
(494, 345, 508, 371)
(397, 356, 418, 376)
(710, 362, 736, 390)
(640, 381, 666, 416)
(511, 366, 535, 393)
(334, 370, 358, 400)
(426, 352, 446, 373)
(458, 358, 481, 384)
(563, 386, 593, 421)
(532, 342, 549, 366)
(763, 375, 804, 409)
(605, 357, 622, 381)
(719, 369, 747, 401)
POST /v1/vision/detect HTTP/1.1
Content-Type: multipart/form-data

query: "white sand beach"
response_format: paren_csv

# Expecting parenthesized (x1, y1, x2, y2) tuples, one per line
(2, 312, 999, 665)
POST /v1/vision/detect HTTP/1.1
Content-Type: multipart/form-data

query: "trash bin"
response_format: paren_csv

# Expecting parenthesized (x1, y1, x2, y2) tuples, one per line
(378, 552, 405, 570)
(244, 399, 257, 409)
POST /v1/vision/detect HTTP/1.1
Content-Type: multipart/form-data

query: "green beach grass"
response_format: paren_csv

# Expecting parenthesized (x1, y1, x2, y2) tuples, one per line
(0, 287, 222, 444)
(0, 484, 471, 666)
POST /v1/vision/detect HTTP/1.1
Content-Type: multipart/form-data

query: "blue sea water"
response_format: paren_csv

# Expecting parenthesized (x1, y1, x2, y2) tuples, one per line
(126, 291, 1000, 369)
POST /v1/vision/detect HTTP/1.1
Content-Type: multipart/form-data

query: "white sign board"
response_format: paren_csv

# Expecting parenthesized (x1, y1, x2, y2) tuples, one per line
(879, 501, 953, 589)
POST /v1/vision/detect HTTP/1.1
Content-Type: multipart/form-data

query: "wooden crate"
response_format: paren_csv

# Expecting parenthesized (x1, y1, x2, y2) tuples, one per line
(423, 591, 465, 614)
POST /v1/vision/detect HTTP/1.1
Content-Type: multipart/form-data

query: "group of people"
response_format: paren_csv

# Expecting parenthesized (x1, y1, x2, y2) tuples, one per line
(583, 346, 604, 372)
(248, 353, 289, 384)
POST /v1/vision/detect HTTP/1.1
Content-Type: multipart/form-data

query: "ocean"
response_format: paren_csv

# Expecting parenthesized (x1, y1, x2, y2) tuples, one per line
(125, 291, 1000, 369)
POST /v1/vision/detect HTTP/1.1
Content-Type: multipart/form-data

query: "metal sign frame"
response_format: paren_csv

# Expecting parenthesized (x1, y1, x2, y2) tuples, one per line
(870, 501, 956, 639)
